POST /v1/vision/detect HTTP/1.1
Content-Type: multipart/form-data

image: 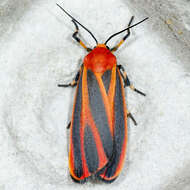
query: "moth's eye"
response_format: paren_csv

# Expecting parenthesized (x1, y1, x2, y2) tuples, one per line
(87, 48, 92, 52)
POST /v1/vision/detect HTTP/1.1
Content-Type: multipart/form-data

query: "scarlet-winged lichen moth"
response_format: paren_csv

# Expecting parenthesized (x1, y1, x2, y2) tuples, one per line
(57, 3, 148, 183)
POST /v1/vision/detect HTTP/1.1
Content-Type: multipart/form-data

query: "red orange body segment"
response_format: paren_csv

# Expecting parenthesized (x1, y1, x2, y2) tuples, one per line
(84, 45, 116, 73)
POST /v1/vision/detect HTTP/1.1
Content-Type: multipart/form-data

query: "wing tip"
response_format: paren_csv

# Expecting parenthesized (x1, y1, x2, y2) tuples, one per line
(96, 175, 117, 183)
(70, 175, 88, 184)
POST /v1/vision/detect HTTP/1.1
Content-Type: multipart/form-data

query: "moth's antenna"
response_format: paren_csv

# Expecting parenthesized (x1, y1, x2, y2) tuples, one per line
(57, 3, 98, 45)
(104, 17, 148, 45)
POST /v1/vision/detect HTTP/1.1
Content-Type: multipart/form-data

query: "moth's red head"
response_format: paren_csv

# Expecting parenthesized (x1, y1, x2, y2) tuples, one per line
(84, 44, 116, 73)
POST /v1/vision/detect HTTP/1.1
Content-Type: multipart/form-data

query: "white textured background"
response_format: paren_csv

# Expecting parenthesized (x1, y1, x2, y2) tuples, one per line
(0, 0, 190, 189)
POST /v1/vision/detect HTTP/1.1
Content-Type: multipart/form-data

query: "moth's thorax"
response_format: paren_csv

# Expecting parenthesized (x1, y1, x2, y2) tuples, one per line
(84, 45, 116, 73)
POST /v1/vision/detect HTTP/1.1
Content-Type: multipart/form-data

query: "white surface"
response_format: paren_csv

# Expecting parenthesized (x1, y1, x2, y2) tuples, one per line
(0, 0, 190, 189)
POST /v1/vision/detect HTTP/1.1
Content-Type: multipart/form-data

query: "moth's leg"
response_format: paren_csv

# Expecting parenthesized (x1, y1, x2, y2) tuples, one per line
(67, 121, 71, 129)
(117, 65, 146, 96)
(72, 20, 92, 52)
(111, 16, 134, 52)
(127, 111, 137, 126)
(58, 70, 80, 88)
